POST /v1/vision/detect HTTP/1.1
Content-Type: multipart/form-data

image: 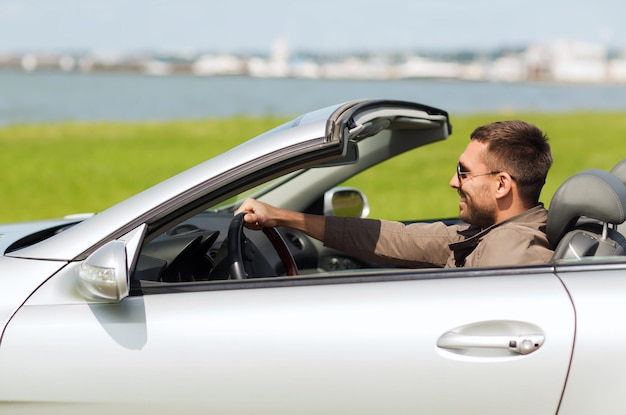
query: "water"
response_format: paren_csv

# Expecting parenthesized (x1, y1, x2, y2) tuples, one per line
(2, 69, 626, 125)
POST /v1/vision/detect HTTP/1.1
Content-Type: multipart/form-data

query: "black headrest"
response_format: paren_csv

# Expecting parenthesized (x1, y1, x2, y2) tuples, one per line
(547, 169, 626, 245)
(611, 159, 626, 184)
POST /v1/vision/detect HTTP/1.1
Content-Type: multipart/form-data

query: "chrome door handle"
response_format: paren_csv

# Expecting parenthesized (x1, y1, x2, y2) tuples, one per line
(437, 332, 544, 355)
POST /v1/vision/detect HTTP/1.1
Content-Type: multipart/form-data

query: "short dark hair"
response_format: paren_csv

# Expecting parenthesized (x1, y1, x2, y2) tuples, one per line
(470, 120, 552, 205)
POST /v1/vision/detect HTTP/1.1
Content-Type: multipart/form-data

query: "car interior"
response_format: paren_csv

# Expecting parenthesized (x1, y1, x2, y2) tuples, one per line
(130, 157, 626, 291)
(611, 159, 626, 235)
(131, 112, 455, 285)
(547, 168, 626, 261)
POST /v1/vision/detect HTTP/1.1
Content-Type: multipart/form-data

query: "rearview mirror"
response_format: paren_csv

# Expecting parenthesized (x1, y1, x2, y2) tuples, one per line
(323, 187, 370, 218)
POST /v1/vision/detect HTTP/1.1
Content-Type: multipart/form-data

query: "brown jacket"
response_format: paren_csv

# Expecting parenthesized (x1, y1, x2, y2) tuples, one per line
(324, 205, 553, 268)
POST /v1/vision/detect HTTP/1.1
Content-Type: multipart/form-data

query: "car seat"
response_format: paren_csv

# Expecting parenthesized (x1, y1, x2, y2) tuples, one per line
(547, 169, 626, 261)
(611, 159, 626, 235)
(611, 159, 626, 183)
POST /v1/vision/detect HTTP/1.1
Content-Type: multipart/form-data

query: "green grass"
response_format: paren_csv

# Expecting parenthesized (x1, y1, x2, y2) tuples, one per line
(1, 112, 625, 223)
(0, 118, 283, 222)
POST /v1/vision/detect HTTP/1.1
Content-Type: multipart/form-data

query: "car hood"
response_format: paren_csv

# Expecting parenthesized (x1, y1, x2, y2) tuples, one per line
(0, 218, 85, 255)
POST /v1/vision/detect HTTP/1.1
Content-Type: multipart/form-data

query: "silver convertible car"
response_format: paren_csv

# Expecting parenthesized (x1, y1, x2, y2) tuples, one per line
(2, 100, 626, 414)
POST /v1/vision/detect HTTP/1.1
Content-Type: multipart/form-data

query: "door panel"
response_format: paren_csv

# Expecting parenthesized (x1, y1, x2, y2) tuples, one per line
(557, 268, 626, 414)
(0, 271, 574, 414)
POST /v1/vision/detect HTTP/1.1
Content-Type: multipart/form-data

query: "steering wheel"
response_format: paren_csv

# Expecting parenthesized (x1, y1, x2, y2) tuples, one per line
(163, 231, 220, 282)
(228, 212, 298, 279)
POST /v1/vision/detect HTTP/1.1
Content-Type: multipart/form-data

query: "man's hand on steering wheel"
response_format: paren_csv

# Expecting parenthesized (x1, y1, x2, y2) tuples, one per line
(228, 212, 298, 279)
(235, 198, 281, 230)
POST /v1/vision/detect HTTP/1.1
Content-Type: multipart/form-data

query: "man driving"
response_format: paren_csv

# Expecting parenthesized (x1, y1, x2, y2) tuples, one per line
(235, 120, 554, 268)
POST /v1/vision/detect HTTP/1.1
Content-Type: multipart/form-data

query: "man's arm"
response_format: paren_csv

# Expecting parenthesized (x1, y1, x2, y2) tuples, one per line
(234, 198, 327, 242)
(235, 198, 459, 268)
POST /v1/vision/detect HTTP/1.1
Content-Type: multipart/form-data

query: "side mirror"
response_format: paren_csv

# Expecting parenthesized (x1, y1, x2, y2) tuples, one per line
(77, 240, 129, 302)
(323, 187, 370, 218)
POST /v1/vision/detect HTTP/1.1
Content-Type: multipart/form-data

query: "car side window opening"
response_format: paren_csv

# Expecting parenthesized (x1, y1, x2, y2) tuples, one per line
(130, 140, 465, 288)
(130, 149, 464, 287)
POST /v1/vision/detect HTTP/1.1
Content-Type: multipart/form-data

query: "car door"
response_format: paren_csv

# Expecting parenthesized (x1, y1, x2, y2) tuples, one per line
(0, 265, 574, 414)
(555, 264, 626, 414)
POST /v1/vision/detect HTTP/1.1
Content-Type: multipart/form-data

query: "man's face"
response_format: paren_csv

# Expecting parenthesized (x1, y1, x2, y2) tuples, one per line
(449, 140, 498, 228)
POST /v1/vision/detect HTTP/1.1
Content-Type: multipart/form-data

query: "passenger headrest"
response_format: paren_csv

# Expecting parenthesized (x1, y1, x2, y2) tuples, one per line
(547, 169, 626, 245)
(611, 159, 626, 184)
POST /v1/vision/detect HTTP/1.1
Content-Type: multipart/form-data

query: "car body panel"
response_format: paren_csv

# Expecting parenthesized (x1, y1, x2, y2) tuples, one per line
(0, 256, 67, 338)
(1, 267, 574, 414)
(556, 265, 626, 414)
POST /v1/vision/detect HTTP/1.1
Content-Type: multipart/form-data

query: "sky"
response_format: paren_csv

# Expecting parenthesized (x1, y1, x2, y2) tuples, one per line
(1, 0, 625, 54)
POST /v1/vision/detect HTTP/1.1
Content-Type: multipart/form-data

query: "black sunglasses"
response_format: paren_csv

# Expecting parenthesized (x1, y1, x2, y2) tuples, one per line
(456, 161, 501, 183)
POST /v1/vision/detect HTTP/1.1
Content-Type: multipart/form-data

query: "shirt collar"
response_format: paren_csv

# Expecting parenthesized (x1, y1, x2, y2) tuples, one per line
(450, 204, 547, 250)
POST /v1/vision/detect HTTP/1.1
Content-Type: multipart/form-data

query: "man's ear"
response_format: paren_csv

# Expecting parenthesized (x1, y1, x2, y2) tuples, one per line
(494, 173, 514, 199)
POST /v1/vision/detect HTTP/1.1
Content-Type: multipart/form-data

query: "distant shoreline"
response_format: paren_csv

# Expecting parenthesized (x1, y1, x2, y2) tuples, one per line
(3, 39, 626, 85)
